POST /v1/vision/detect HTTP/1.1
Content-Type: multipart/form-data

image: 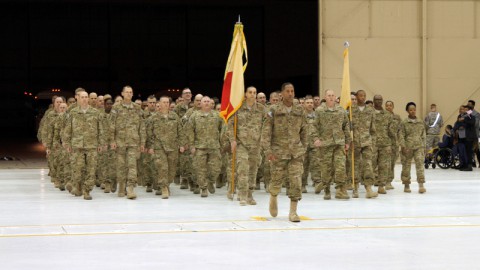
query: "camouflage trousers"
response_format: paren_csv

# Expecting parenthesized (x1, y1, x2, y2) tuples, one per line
(319, 145, 346, 189)
(352, 145, 375, 186)
(153, 149, 178, 189)
(373, 146, 392, 187)
(70, 148, 98, 192)
(401, 147, 426, 184)
(426, 135, 440, 151)
(270, 155, 304, 201)
(142, 152, 156, 188)
(178, 151, 194, 184)
(235, 144, 261, 193)
(302, 147, 321, 186)
(192, 148, 221, 190)
(256, 152, 271, 189)
(99, 148, 116, 187)
(51, 145, 68, 185)
(116, 146, 141, 187)
(390, 144, 400, 183)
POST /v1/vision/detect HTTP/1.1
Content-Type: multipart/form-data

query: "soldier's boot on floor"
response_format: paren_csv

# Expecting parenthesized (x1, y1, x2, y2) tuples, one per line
(111, 182, 117, 193)
(239, 191, 247, 206)
(83, 190, 92, 200)
(59, 183, 65, 191)
(323, 186, 331, 200)
(269, 195, 278, 217)
(104, 183, 111, 193)
(247, 190, 257, 205)
(127, 186, 137, 200)
(314, 182, 324, 194)
(404, 184, 411, 193)
(161, 186, 170, 199)
(100, 183, 105, 190)
(174, 176, 180, 185)
(255, 181, 261, 190)
(352, 182, 359, 198)
(335, 187, 350, 200)
(386, 182, 394, 190)
(66, 183, 73, 193)
(365, 185, 378, 198)
(289, 200, 300, 223)
(73, 183, 82, 197)
(301, 185, 307, 193)
(193, 185, 200, 194)
(146, 185, 153, 193)
(418, 183, 426, 194)
(378, 185, 387, 194)
(208, 182, 216, 194)
(201, 188, 208, 198)
(180, 179, 189, 189)
(215, 175, 223, 188)
(53, 178, 60, 188)
(118, 183, 126, 197)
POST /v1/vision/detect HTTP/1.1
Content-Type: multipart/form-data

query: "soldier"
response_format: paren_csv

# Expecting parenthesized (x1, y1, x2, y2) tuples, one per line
(399, 102, 427, 193)
(44, 97, 66, 189)
(98, 98, 116, 193)
(174, 88, 193, 118)
(114, 95, 123, 105)
(269, 92, 280, 105)
(139, 95, 157, 191)
(385, 100, 401, 189)
(185, 96, 223, 197)
(67, 87, 86, 113)
(67, 97, 76, 107)
(97, 95, 104, 109)
(257, 92, 267, 105)
(372, 94, 396, 195)
(311, 89, 351, 200)
(424, 104, 443, 152)
(348, 90, 378, 198)
(301, 97, 319, 193)
(37, 95, 58, 144)
(147, 96, 184, 199)
(110, 86, 146, 199)
(262, 83, 307, 222)
(89, 92, 98, 108)
(313, 95, 321, 109)
(63, 91, 103, 200)
(227, 86, 265, 206)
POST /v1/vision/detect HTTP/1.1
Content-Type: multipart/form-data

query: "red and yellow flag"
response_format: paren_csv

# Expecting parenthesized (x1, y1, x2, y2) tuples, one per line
(220, 22, 248, 123)
(339, 43, 351, 110)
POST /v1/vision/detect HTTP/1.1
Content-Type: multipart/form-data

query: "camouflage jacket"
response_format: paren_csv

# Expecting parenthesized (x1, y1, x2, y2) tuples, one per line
(174, 104, 190, 119)
(305, 111, 317, 148)
(261, 102, 307, 159)
(310, 104, 351, 147)
(373, 109, 396, 147)
(350, 104, 376, 147)
(99, 111, 114, 145)
(63, 106, 104, 149)
(45, 112, 67, 150)
(146, 111, 184, 151)
(110, 102, 146, 147)
(390, 112, 402, 146)
(227, 101, 265, 148)
(424, 112, 443, 135)
(185, 110, 223, 149)
(399, 117, 426, 149)
(37, 108, 55, 144)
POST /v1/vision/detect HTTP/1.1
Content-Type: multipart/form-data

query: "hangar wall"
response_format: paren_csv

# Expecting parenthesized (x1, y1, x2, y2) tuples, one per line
(319, 0, 480, 125)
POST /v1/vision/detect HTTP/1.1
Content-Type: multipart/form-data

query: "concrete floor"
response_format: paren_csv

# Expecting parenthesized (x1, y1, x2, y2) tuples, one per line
(0, 166, 479, 270)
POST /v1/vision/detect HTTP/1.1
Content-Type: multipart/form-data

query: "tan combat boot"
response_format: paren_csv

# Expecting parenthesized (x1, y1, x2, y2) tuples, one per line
(161, 186, 170, 199)
(314, 182, 324, 194)
(418, 183, 426, 194)
(118, 182, 126, 197)
(404, 184, 411, 193)
(53, 178, 60, 188)
(301, 185, 307, 193)
(247, 190, 257, 205)
(289, 200, 300, 222)
(324, 186, 331, 200)
(353, 182, 359, 198)
(335, 187, 350, 200)
(155, 188, 162, 196)
(386, 182, 394, 190)
(126, 186, 137, 199)
(193, 185, 200, 194)
(65, 183, 73, 193)
(83, 190, 92, 200)
(378, 185, 387, 194)
(146, 185, 153, 193)
(208, 182, 216, 194)
(111, 182, 117, 193)
(239, 191, 247, 206)
(365, 185, 378, 199)
(201, 188, 208, 197)
(104, 183, 111, 193)
(269, 195, 278, 217)
(73, 183, 82, 197)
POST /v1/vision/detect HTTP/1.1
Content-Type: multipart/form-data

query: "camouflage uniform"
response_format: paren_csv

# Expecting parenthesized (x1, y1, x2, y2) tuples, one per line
(185, 110, 223, 193)
(173, 103, 190, 185)
(63, 106, 103, 195)
(399, 117, 426, 184)
(424, 111, 443, 151)
(98, 109, 116, 191)
(302, 111, 321, 187)
(111, 102, 146, 192)
(310, 105, 351, 194)
(146, 111, 183, 192)
(389, 112, 402, 184)
(262, 102, 307, 201)
(180, 107, 200, 189)
(372, 109, 396, 189)
(45, 111, 68, 189)
(139, 110, 156, 189)
(350, 105, 376, 187)
(227, 101, 265, 203)
(39, 109, 57, 180)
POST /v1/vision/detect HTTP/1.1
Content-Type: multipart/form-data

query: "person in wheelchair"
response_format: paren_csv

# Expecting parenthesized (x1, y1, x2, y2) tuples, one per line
(438, 125, 453, 149)
(434, 125, 460, 169)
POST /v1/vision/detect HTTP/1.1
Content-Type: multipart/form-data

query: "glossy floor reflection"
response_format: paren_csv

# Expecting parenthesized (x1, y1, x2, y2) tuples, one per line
(0, 166, 479, 270)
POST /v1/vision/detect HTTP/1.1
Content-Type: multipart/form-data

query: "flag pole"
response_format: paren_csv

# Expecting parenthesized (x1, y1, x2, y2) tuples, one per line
(230, 114, 237, 199)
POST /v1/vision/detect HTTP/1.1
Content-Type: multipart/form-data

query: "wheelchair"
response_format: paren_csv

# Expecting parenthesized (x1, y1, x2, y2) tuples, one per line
(424, 147, 460, 169)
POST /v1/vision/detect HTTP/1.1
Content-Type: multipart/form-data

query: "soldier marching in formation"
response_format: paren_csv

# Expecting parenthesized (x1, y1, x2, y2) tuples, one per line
(40, 84, 428, 222)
